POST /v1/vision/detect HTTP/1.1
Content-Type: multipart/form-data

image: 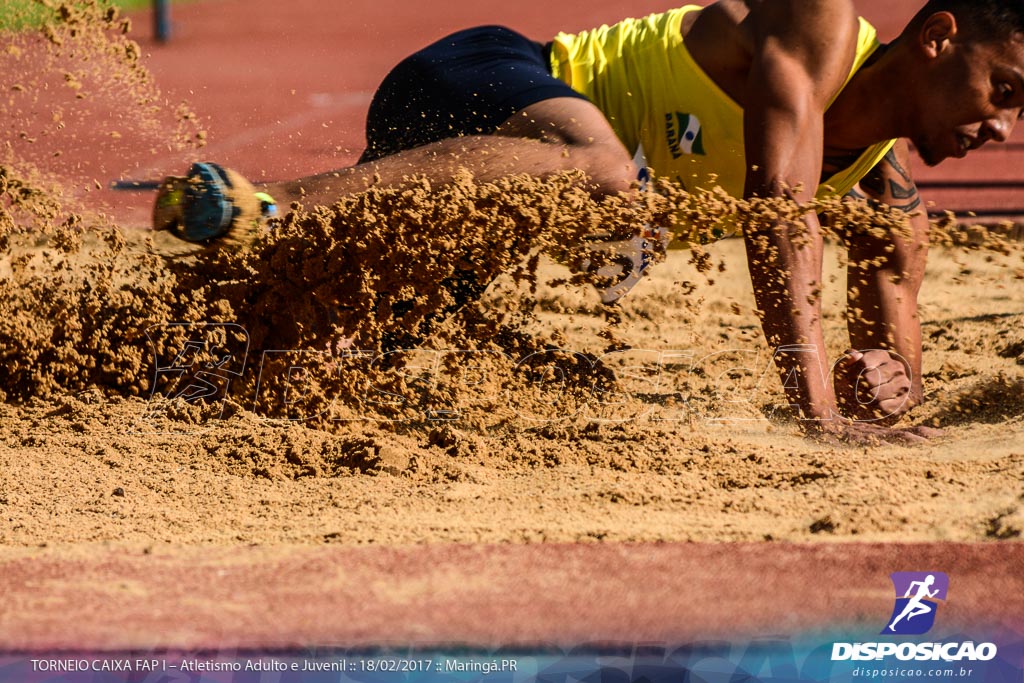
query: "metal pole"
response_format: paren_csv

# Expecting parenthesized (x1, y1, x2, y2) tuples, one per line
(154, 0, 170, 43)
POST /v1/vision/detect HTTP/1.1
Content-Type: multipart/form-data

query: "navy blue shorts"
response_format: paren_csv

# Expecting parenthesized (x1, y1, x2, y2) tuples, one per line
(359, 25, 588, 163)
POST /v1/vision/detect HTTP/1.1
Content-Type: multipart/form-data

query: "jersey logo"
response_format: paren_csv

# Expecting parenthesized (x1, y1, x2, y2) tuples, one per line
(666, 112, 705, 158)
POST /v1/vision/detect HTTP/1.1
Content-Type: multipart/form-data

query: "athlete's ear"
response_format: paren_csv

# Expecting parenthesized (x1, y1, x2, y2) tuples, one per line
(919, 11, 958, 58)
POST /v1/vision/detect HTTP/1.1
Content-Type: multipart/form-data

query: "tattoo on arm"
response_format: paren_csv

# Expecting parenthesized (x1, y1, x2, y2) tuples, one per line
(887, 196, 922, 212)
(885, 147, 912, 183)
(859, 147, 921, 213)
(887, 179, 916, 200)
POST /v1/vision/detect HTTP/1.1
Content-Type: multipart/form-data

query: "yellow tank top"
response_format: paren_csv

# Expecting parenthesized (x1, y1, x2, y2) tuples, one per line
(549, 6, 896, 201)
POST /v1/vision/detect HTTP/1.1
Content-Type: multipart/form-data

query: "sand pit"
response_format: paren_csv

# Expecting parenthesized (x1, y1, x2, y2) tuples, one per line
(1, 0, 1023, 664)
(1, 214, 1022, 548)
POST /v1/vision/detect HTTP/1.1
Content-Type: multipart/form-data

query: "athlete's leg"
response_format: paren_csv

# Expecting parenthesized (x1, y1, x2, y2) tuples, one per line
(260, 97, 636, 207)
(262, 24, 635, 206)
(155, 26, 637, 244)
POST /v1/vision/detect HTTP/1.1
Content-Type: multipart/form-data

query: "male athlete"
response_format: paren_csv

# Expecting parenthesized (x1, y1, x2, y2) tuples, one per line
(154, 0, 1024, 443)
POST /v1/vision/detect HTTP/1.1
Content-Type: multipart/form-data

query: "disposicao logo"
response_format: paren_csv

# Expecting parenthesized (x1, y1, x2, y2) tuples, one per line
(883, 571, 948, 635)
(831, 572, 998, 663)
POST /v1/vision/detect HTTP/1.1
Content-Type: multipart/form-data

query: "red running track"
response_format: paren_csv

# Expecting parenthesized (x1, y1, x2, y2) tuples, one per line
(1, 543, 1022, 651)
(3, 0, 1023, 656)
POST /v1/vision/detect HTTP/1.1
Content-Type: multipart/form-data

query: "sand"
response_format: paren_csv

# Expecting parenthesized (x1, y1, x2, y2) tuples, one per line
(2, 0, 1022, 558)
(1, 229, 1022, 550)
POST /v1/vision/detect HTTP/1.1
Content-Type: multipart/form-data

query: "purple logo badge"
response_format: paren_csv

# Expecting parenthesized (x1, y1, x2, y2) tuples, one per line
(882, 572, 949, 635)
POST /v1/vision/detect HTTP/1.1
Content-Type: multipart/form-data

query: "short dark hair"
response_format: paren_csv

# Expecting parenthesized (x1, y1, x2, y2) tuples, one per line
(910, 0, 1024, 42)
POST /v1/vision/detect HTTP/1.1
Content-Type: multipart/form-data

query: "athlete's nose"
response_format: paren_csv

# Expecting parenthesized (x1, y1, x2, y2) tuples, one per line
(980, 112, 1014, 144)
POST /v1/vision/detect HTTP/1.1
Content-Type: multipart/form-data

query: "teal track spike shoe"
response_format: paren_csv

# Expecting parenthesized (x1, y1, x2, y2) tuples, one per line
(153, 162, 277, 246)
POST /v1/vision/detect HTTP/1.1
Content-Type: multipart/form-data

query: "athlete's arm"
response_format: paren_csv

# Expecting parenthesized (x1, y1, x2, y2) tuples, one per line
(840, 140, 928, 423)
(740, 0, 859, 424)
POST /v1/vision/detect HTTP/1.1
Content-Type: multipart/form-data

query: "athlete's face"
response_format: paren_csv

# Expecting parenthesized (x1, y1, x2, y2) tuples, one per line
(912, 17, 1024, 166)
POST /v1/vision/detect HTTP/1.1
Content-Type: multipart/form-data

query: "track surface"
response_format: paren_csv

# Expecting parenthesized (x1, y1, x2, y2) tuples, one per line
(3, 0, 1022, 656)
(2, 543, 1022, 651)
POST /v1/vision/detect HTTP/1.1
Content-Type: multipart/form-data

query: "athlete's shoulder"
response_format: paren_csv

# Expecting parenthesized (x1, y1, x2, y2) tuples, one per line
(744, 0, 859, 45)
(691, 0, 861, 60)
(744, 0, 863, 98)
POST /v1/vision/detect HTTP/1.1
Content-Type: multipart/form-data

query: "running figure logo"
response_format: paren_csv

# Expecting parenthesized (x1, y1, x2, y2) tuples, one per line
(882, 572, 949, 635)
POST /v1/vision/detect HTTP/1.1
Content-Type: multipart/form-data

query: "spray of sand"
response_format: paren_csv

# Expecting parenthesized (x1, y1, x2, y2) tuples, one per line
(1, 0, 203, 232)
(1, 0, 1021, 435)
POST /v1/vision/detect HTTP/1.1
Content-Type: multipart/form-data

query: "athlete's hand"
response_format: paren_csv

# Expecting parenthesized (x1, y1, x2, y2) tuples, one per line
(834, 349, 915, 425)
(806, 419, 943, 446)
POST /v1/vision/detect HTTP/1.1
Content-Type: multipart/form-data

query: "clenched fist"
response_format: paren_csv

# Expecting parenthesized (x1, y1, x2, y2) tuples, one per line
(834, 349, 914, 424)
